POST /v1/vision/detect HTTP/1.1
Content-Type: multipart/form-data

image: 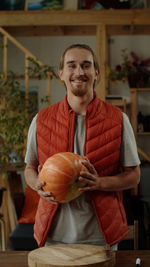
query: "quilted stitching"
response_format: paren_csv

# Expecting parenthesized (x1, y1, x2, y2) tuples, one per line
(34, 93, 128, 246)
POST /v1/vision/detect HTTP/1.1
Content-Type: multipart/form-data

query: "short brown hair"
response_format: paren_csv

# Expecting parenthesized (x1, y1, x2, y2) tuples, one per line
(59, 44, 100, 74)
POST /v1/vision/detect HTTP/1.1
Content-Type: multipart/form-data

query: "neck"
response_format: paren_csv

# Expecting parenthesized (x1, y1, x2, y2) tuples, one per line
(67, 92, 94, 115)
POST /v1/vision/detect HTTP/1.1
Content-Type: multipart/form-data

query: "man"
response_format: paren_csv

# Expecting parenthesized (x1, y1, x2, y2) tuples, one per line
(24, 44, 140, 249)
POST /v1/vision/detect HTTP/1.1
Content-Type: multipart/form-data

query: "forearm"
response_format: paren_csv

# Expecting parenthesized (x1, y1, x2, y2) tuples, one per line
(79, 162, 140, 192)
(99, 166, 140, 192)
(24, 164, 58, 204)
(24, 164, 39, 191)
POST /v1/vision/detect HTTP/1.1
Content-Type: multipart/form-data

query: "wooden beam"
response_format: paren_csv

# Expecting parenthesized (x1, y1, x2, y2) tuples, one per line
(108, 25, 150, 35)
(130, 88, 137, 138)
(3, 24, 150, 37)
(96, 24, 108, 101)
(4, 26, 66, 37)
(0, 10, 150, 27)
(62, 26, 95, 36)
(138, 147, 150, 163)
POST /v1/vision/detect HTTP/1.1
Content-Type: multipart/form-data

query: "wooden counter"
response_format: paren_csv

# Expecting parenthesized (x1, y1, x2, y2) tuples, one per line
(0, 250, 150, 267)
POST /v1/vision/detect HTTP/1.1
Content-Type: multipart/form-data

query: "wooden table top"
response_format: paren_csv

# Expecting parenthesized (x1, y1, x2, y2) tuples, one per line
(0, 250, 150, 267)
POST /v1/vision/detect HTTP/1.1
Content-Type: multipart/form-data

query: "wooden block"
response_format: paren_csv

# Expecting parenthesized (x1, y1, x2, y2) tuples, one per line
(28, 244, 115, 267)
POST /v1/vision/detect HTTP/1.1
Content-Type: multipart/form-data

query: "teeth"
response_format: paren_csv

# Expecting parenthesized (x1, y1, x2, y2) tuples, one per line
(71, 80, 87, 82)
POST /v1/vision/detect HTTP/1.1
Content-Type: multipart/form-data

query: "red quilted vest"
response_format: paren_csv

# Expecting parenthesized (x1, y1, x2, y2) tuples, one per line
(34, 93, 129, 246)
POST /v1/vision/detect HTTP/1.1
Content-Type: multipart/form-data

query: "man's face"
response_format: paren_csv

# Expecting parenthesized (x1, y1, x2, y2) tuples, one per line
(58, 48, 99, 97)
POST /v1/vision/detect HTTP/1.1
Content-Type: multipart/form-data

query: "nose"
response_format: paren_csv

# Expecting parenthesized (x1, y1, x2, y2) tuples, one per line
(75, 65, 84, 75)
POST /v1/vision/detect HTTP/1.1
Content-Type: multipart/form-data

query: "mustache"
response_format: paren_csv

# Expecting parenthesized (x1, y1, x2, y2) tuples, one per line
(71, 75, 88, 81)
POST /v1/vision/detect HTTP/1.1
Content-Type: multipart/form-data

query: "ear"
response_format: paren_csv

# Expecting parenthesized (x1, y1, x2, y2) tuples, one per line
(94, 70, 100, 86)
(95, 70, 99, 80)
(58, 70, 63, 81)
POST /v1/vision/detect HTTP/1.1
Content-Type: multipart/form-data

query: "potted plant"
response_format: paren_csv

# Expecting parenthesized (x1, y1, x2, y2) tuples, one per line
(0, 71, 36, 170)
(0, 58, 57, 172)
(107, 49, 150, 88)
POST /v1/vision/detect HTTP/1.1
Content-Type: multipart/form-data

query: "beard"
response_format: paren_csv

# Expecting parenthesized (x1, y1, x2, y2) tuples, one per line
(70, 85, 87, 97)
(69, 75, 89, 96)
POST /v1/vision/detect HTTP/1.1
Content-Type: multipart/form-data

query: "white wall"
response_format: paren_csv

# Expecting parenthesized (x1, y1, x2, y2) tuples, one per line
(109, 35, 150, 159)
(109, 35, 150, 114)
(1, 34, 150, 159)
(5, 35, 96, 109)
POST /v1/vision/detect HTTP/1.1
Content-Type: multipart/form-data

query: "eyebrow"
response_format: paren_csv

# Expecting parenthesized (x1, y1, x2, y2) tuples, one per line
(66, 60, 92, 65)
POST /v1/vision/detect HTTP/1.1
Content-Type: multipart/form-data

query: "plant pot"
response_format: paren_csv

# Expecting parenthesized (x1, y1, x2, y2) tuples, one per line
(128, 72, 150, 88)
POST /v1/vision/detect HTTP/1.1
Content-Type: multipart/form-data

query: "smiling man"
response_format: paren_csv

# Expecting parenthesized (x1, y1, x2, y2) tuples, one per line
(58, 46, 99, 116)
(24, 44, 140, 250)
(59, 47, 98, 100)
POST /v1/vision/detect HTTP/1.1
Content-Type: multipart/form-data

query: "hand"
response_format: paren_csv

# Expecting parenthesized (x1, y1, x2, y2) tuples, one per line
(36, 165, 58, 205)
(78, 157, 102, 192)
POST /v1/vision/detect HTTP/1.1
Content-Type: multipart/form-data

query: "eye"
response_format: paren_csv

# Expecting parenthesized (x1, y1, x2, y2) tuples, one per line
(68, 64, 76, 69)
(82, 63, 90, 69)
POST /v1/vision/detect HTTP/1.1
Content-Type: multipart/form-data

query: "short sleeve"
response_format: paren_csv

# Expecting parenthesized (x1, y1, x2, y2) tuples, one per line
(120, 113, 141, 167)
(24, 114, 38, 167)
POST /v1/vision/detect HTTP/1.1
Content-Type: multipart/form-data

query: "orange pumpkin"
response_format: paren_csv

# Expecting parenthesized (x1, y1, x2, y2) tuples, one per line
(40, 152, 88, 203)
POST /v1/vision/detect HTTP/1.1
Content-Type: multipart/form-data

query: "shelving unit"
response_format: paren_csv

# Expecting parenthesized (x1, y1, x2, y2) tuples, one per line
(131, 88, 150, 137)
(0, 9, 150, 102)
(0, 9, 150, 160)
(0, 10, 150, 154)
(131, 88, 150, 162)
(106, 99, 128, 113)
(1, 9, 150, 246)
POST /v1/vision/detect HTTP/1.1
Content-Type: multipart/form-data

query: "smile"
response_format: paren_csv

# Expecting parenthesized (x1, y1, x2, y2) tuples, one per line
(71, 78, 88, 83)
(72, 81, 86, 83)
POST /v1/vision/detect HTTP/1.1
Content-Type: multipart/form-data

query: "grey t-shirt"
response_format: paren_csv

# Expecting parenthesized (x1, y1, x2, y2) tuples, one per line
(25, 112, 140, 246)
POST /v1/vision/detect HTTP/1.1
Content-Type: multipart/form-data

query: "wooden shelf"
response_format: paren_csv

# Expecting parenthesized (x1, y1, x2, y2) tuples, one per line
(131, 88, 150, 136)
(131, 88, 150, 92)
(137, 132, 150, 135)
(131, 88, 150, 163)
(106, 99, 128, 113)
(0, 9, 150, 26)
(0, 9, 150, 36)
(1, 9, 150, 101)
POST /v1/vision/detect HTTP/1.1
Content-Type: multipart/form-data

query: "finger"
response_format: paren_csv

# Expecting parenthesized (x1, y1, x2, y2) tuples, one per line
(38, 165, 42, 173)
(36, 181, 45, 190)
(42, 196, 58, 205)
(37, 189, 50, 197)
(44, 196, 58, 205)
(78, 185, 96, 192)
(83, 156, 90, 162)
(79, 177, 96, 188)
(38, 190, 58, 203)
(79, 171, 96, 181)
(81, 160, 97, 175)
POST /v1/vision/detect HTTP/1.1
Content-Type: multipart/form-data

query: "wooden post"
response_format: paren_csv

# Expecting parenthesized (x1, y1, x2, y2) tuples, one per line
(96, 24, 108, 101)
(24, 55, 29, 156)
(130, 88, 137, 140)
(0, 172, 10, 248)
(25, 55, 29, 102)
(130, 88, 138, 195)
(3, 35, 8, 80)
(7, 178, 17, 232)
